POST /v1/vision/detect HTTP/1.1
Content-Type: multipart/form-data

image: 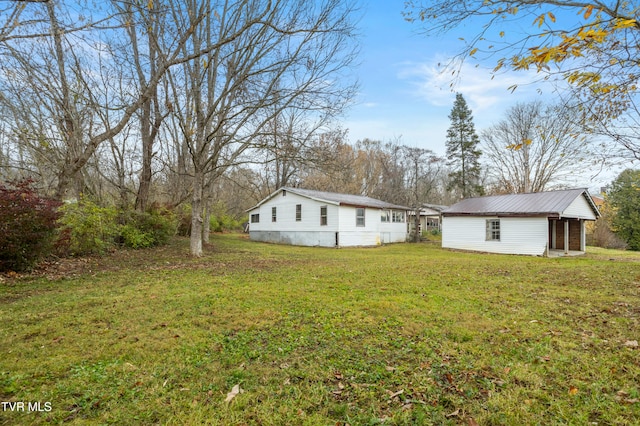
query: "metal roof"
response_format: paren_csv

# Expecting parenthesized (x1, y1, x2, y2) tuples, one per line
(250, 187, 410, 211)
(443, 188, 600, 218)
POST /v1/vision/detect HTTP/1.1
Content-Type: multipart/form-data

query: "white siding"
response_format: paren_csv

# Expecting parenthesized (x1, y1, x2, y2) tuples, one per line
(248, 190, 407, 247)
(442, 216, 548, 256)
(336, 206, 381, 246)
(563, 196, 598, 220)
(248, 192, 340, 247)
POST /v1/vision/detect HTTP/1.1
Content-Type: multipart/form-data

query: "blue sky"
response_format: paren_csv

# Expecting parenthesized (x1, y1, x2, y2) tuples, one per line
(345, 2, 546, 154)
(342, 2, 632, 190)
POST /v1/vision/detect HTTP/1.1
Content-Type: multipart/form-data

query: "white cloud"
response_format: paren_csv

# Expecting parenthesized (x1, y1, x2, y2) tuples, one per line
(396, 56, 552, 125)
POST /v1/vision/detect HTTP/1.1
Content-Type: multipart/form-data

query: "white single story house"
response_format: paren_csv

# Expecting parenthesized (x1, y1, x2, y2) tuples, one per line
(442, 188, 601, 256)
(247, 187, 410, 247)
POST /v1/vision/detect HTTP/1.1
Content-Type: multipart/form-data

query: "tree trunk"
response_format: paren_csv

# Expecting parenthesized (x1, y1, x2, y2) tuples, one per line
(202, 195, 211, 244)
(190, 170, 204, 257)
(413, 207, 421, 242)
(135, 123, 153, 211)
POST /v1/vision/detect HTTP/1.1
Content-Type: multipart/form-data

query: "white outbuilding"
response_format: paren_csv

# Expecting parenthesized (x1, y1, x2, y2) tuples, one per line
(442, 188, 601, 256)
(247, 187, 409, 247)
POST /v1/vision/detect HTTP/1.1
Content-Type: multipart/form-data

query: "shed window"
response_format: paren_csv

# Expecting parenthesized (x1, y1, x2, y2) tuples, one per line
(381, 210, 390, 222)
(320, 206, 327, 226)
(250, 214, 259, 223)
(272, 207, 277, 222)
(356, 208, 365, 227)
(486, 219, 500, 241)
(296, 204, 302, 221)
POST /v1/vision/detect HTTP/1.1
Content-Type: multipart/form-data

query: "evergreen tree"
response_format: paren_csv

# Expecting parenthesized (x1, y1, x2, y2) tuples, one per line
(445, 93, 484, 198)
(608, 169, 640, 250)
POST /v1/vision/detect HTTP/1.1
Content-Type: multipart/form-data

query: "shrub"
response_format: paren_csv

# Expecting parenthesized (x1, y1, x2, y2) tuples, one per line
(0, 179, 61, 272)
(208, 201, 244, 232)
(608, 169, 640, 250)
(58, 200, 120, 255)
(175, 204, 192, 237)
(119, 208, 177, 248)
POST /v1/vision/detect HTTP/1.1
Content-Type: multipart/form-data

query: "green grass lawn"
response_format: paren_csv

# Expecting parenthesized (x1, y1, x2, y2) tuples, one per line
(1, 234, 639, 425)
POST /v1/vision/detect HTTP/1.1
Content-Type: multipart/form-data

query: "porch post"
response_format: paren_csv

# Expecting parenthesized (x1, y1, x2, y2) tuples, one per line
(551, 220, 557, 249)
(564, 219, 569, 254)
(580, 219, 586, 251)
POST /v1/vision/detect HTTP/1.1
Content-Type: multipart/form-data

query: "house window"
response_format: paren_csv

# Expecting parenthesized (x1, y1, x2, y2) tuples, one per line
(392, 211, 405, 223)
(250, 214, 259, 223)
(356, 208, 365, 227)
(320, 206, 327, 226)
(486, 219, 500, 241)
(296, 204, 302, 221)
(381, 210, 390, 222)
(282, 190, 287, 196)
(272, 207, 277, 222)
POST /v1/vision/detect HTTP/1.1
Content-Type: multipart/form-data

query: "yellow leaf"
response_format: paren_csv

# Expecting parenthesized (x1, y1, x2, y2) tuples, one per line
(583, 5, 593, 20)
(613, 18, 636, 30)
(147, 0, 153, 10)
(499, 31, 505, 38)
(524, 138, 532, 145)
(569, 386, 579, 395)
(548, 12, 556, 23)
(469, 48, 478, 56)
(534, 14, 545, 28)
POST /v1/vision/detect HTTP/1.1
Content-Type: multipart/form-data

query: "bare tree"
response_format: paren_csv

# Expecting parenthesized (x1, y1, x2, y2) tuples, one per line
(404, 0, 640, 161)
(403, 146, 442, 241)
(0, 0, 268, 201)
(164, 0, 358, 256)
(482, 102, 591, 193)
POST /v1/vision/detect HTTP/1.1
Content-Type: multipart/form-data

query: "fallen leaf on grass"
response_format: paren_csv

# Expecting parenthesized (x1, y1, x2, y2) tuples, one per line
(225, 384, 243, 402)
(623, 340, 638, 347)
(568, 386, 579, 395)
(387, 389, 404, 399)
(467, 418, 479, 426)
(616, 390, 639, 404)
(446, 408, 460, 417)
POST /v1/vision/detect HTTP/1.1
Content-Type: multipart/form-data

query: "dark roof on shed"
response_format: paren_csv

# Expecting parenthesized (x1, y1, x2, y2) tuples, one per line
(249, 187, 410, 211)
(443, 188, 600, 218)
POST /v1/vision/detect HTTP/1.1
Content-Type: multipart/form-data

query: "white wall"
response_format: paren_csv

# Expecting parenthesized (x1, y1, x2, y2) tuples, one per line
(442, 216, 548, 256)
(563, 196, 598, 220)
(248, 192, 339, 233)
(248, 191, 407, 247)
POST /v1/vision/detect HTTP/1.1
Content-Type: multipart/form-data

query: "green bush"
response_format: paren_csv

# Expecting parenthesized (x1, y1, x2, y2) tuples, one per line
(0, 179, 61, 271)
(119, 208, 177, 248)
(175, 204, 192, 237)
(608, 169, 640, 250)
(58, 200, 120, 255)
(208, 201, 244, 232)
(119, 224, 154, 249)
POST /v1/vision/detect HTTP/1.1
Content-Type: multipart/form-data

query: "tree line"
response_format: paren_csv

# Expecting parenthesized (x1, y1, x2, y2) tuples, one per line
(0, 0, 359, 256)
(1, 0, 638, 258)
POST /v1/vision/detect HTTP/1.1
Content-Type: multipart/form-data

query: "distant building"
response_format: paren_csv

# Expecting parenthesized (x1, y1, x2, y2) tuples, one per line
(407, 203, 448, 234)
